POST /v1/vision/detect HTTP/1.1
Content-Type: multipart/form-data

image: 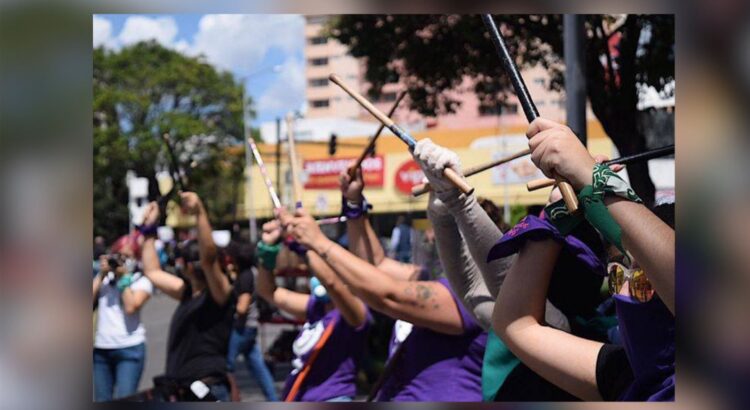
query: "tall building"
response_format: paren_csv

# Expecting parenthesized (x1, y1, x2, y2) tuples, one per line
(303, 15, 568, 133)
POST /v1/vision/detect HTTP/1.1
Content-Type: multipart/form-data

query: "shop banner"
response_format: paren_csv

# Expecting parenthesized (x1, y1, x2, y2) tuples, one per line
(303, 156, 384, 189)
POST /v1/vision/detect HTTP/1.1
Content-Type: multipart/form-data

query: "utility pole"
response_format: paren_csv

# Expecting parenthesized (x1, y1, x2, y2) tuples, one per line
(564, 14, 587, 145)
(275, 117, 281, 199)
(242, 85, 258, 243)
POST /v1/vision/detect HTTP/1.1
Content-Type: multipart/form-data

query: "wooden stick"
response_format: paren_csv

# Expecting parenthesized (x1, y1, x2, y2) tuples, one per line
(411, 148, 531, 197)
(247, 137, 282, 209)
(349, 91, 407, 179)
(330, 74, 474, 195)
(481, 15, 578, 213)
(526, 144, 676, 192)
(285, 114, 303, 208)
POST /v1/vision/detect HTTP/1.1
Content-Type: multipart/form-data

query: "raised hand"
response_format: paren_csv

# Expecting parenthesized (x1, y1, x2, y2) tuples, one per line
(142, 201, 160, 226)
(261, 219, 283, 246)
(526, 118, 596, 190)
(412, 138, 465, 193)
(288, 207, 326, 248)
(340, 165, 365, 202)
(179, 192, 204, 215)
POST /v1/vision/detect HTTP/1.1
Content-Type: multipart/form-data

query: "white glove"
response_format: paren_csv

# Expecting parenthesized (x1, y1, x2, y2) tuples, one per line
(413, 138, 463, 193)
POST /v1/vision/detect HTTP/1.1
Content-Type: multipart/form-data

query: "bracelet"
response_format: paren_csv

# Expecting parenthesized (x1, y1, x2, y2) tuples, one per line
(544, 163, 642, 260)
(284, 236, 308, 256)
(341, 195, 372, 220)
(137, 223, 158, 237)
(320, 241, 335, 260)
(256, 241, 282, 271)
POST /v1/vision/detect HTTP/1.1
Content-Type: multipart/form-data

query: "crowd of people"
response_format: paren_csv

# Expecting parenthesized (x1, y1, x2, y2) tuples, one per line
(93, 117, 674, 402)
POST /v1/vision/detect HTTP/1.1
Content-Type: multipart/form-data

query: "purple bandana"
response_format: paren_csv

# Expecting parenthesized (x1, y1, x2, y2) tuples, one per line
(487, 215, 605, 277)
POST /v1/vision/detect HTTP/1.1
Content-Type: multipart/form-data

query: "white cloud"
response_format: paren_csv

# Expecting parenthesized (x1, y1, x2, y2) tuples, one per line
(118, 16, 179, 47)
(190, 14, 304, 73)
(257, 57, 306, 113)
(93, 16, 114, 48)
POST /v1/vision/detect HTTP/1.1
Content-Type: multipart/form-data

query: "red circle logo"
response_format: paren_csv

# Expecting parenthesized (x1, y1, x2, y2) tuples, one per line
(395, 160, 425, 195)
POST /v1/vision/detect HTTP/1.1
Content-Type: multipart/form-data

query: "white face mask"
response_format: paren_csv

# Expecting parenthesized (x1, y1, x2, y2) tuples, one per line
(124, 258, 137, 273)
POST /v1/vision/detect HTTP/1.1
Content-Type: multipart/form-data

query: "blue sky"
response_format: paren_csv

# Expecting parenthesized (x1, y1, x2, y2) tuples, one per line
(93, 14, 306, 126)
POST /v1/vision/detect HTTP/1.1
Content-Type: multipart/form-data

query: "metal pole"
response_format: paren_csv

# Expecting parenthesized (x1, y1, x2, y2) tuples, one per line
(564, 14, 587, 146)
(276, 117, 281, 200)
(243, 84, 258, 243)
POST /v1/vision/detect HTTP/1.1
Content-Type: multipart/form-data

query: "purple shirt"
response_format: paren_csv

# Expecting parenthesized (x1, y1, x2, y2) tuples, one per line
(377, 278, 487, 402)
(282, 296, 371, 401)
(614, 295, 675, 401)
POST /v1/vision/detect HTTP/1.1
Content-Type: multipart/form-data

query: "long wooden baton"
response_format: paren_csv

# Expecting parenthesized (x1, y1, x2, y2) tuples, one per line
(162, 133, 188, 192)
(247, 137, 282, 209)
(349, 91, 407, 179)
(329, 74, 474, 195)
(526, 144, 676, 191)
(411, 148, 532, 197)
(481, 14, 579, 212)
(286, 115, 304, 208)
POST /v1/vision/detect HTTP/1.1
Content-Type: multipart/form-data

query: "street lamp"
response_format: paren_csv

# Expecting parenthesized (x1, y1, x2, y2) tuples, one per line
(242, 64, 282, 244)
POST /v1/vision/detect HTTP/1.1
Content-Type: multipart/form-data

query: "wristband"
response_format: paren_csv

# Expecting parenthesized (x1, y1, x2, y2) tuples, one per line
(116, 273, 134, 292)
(284, 236, 308, 256)
(137, 223, 158, 237)
(256, 241, 281, 271)
(544, 163, 642, 260)
(341, 195, 372, 220)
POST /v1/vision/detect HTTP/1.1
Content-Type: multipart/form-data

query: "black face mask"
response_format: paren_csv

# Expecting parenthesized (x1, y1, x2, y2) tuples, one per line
(189, 262, 205, 282)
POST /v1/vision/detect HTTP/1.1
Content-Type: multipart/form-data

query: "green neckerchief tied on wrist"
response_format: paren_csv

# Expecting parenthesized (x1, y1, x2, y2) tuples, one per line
(544, 163, 642, 259)
(256, 241, 282, 271)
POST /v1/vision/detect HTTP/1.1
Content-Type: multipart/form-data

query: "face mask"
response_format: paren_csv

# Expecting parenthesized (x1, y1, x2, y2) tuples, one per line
(124, 258, 137, 273)
(309, 277, 331, 304)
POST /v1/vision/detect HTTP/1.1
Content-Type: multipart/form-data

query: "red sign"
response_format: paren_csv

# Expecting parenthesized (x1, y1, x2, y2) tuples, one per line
(303, 156, 385, 189)
(395, 160, 425, 195)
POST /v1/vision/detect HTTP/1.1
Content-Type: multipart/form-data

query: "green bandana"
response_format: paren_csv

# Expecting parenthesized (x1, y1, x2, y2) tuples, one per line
(544, 163, 642, 258)
(256, 241, 281, 271)
(116, 273, 134, 292)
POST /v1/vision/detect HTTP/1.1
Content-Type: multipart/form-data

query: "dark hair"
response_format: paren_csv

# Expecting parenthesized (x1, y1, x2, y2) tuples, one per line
(478, 197, 502, 227)
(225, 241, 255, 271)
(652, 202, 675, 229)
(177, 240, 201, 263)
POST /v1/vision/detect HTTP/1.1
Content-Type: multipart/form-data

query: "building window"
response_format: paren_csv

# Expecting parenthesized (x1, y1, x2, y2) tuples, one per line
(309, 78, 329, 87)
(478, 103, 519, 116)
(309, 57, 328, 66)
(310, 99, 330, 108)
(379, 92, 398, 102)
(308, 36, 328, 45)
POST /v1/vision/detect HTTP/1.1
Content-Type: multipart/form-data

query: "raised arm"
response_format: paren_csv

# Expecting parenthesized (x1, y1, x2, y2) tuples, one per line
(526, 118, 675, 314)
(340, 168, 421, 282)
(286, 207, 464, 335)
(139, 202, 186, 300)
(427, 193, 495, 330)
(306, 251, 368, 328)
(180, 192, 232, 306)
(493, 239, 603, 400)
(255, 219, 309, 320)
(93, 256, 107, 300)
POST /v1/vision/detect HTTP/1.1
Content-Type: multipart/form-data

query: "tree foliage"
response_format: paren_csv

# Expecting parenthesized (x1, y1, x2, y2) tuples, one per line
(94, 41, 252, 242)
(329, 14, 674, 204)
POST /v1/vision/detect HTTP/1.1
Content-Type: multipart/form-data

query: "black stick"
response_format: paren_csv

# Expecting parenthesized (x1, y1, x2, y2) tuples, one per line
(481, 14, 539, 122)
(604, 144, 674, 166)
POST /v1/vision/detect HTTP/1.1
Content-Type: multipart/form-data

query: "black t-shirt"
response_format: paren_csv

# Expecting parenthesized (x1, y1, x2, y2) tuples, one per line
(165, 283, 235, 381)
(234, 269, 255, 297)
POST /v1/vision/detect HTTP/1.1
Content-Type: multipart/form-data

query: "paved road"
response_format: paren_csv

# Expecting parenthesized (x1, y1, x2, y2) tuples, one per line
(138, 292, 292, 402)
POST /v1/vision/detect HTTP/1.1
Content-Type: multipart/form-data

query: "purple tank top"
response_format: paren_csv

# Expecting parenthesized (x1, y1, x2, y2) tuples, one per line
(614, 294, 675, 401)
(377, 278, 487, 401)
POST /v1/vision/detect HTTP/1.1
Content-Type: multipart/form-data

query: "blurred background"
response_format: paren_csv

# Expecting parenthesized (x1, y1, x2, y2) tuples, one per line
(0, 0, 748, 409)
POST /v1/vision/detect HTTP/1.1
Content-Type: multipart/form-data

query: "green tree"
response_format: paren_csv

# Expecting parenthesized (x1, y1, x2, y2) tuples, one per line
(94, 41, 253, 242)
(329, 14, 674, 205)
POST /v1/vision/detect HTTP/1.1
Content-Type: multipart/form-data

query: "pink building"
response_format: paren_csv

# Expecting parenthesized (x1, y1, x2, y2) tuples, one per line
(304, 15, 568, 133)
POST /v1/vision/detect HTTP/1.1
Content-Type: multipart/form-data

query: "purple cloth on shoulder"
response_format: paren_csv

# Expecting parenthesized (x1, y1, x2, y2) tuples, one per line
(487, 215, 605, 277)
(376, 278, 486, 402)
(281, 297, 371, 401)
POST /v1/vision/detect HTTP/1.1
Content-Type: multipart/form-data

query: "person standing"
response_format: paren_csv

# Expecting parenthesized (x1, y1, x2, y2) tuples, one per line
(93, 238, 153, 402)
(389, 216, 412, 263)
(225, 242, 279, 401)
(139, 193, 235, 401)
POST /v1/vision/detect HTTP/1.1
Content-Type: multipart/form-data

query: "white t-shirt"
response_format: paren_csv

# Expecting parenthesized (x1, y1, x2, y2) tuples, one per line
(94, 272, 153, 349)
